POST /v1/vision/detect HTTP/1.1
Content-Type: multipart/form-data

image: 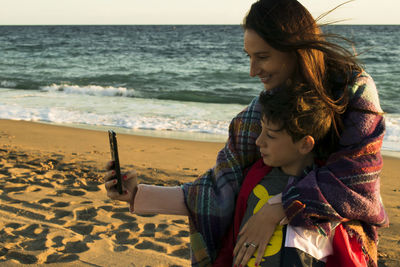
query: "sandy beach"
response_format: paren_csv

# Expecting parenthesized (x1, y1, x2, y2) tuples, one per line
(0, 119, 399, 266)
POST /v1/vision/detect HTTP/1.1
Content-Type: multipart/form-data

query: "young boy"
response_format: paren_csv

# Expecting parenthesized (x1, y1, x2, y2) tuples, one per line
(215, 86, 358, 266)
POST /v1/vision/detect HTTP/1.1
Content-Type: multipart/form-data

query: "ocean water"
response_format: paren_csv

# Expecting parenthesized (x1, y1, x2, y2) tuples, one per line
(0, 25, 399, 152)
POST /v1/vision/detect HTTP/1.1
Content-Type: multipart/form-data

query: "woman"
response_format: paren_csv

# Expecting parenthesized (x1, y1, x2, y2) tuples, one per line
(227, 1, 389, 266)
(105, 0, 388, 266)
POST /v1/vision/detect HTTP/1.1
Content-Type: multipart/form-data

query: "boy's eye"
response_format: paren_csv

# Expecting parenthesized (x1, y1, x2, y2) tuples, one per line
(266, 133, 275, 139)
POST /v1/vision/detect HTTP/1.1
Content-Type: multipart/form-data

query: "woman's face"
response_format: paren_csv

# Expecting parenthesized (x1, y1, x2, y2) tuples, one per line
(244, 29, 296, 91)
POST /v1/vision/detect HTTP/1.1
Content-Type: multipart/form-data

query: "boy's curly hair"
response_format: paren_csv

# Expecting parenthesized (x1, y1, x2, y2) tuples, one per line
(259, 86, 339, 158)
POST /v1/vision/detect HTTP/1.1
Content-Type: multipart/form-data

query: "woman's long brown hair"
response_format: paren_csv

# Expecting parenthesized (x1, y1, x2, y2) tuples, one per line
(242, 0, 363, 136)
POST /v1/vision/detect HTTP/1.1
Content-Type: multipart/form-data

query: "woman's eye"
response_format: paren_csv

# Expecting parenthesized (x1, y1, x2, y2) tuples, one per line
(258, 55, 270, 60)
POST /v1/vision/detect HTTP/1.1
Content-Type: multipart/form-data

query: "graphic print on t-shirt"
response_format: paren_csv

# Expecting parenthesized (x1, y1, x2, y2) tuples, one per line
(247, 184, 283, 267)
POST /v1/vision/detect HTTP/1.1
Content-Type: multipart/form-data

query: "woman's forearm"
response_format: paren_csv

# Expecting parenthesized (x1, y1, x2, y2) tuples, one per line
(131, 184, 189, 216)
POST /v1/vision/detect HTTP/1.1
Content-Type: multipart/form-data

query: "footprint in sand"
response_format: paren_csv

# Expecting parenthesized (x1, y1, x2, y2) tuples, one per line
(29, 178, 54, 188)
(55, 162, 76, 172)
(59, 174, 76, 185)
(81, 180, 102, 192)
(140, 223, 156, 237)
(45, 253, 79, 264)
(48, 235, 94, 262)
(170, 247, 191, 259)
(155, 236, 182, 246)
(155, 223, 169, 232)
(13, 224, 47, 239)
(51, 236, 64, 248)
(135, 240, 167, 253)
(113, 207, 130, 213)
(51, 201, 70, 208)
(114, 230, 139, 246)
(162, 229, 172, 235)
(51, 173, 65, 180)
(52, 241, 89, 254)
(68, 223, 94, 236)
(0, 228, 19, 243)
(38, 198, 55, 205)
(5, 251, 38, 264)
(25, 158, 43, 168)
(53, 209, 73, 220)
(114, 245, 129, 252)
(99, 205, 114, 212)
(0, 224, 51, 264)
(5, 223, 22, 229)
(56, 189, 86, 196)
(62, 240, 90, 253)
(106, 219, 189, 259)
(111, 210, 137, 222)
(74, 207, 97, 221)
(0, 246, 8, 257)
(177, 230, 190, 237)
(2, 185, 28, 193)
(0, 167, 8, 176)
(70, 207, 108, 229)
(0, 203, 47, 222)
(118, 222, 140, 232)
(23, 201, 51, 212)
(20, 236, 48, 251)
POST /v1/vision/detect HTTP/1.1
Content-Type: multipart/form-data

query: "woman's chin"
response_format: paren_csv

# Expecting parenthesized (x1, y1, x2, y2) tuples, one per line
(263, 82, 281, 91)
(263, 83, 273, 91)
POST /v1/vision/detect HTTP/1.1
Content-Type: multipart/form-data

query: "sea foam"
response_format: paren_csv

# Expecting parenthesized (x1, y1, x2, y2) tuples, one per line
(1, 87, 399, 151)
(41, 84, 136, 97)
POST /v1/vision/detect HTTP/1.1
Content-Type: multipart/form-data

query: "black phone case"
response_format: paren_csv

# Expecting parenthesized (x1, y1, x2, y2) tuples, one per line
(108, 130, 123, 194)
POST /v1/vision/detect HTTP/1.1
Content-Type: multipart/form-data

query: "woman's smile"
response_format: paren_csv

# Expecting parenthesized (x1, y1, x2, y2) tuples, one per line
(260, 74, 273, 84)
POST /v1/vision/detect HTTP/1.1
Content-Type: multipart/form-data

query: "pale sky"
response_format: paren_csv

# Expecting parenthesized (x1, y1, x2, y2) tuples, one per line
(0, 0, 399, 25)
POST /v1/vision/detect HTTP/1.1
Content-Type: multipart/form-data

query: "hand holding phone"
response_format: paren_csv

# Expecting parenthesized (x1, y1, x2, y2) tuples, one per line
(108, 130, 123, 194)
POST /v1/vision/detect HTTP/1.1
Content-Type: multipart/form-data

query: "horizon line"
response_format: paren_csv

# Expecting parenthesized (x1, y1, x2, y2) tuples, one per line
(1, 23, 399, 26)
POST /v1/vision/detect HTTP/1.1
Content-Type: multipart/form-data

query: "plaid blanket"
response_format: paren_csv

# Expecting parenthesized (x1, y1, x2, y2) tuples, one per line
(181, 71, 389, 266)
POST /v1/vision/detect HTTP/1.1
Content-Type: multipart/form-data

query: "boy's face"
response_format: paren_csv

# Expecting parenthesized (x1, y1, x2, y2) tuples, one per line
(256, 117, 307, 176)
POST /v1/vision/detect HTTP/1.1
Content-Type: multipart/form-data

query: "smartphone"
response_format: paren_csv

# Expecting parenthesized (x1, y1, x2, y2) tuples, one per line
(108, 130, 123, 194)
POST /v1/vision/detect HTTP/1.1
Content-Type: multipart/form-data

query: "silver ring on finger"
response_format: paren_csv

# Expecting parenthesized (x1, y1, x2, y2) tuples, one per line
(244, 242, 257, 249)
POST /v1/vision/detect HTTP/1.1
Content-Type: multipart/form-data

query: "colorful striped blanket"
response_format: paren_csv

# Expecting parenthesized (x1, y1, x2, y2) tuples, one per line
(181, 71, 389, 266)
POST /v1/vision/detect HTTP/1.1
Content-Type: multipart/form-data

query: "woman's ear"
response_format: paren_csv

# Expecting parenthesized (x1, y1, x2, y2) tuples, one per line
(299, 135, 315, 155)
